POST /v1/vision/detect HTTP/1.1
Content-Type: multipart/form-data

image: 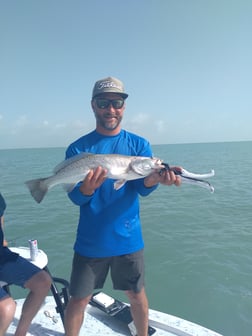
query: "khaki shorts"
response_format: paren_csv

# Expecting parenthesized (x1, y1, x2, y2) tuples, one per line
(69, 249, 145, 299)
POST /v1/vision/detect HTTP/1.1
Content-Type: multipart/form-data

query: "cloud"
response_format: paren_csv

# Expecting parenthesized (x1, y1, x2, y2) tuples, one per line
(124, 113, 169, 143)
(0, 115, 95, 149)
(15, 115, 29, 127)
(154, 120, 165, 133)
(55, 123, 67, 129)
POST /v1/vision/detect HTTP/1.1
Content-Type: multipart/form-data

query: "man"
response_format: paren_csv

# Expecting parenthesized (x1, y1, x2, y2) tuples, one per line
(64, 77, 180, 336)
(0, 192, 52, 336)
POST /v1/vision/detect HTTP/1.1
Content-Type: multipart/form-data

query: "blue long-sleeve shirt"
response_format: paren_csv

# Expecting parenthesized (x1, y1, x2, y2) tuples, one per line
(0, 193, 18, 264)
(65, 129, 158, 258)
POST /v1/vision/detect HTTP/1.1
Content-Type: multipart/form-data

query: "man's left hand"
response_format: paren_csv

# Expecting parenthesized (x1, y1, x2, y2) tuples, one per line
(144, 167, 181, 188)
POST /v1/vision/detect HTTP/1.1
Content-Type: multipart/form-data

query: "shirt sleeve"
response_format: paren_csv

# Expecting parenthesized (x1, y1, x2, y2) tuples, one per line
(131, 177, 158, 196)
(0, 193, 6, 217)
(67, 182, 94, 206)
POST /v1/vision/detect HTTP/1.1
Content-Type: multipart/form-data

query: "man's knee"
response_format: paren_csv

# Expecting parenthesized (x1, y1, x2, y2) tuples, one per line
(66, 295, 91, 313)
(25, 270, 52, 292)
(125, 288, 147, 305)
(0, 296, 16, 328)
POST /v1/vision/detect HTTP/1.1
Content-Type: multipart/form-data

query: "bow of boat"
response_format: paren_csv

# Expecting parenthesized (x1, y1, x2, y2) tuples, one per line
(6, 296, 223, 336)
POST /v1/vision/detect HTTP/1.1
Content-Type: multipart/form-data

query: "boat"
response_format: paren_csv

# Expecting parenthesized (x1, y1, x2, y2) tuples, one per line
(3, 247, 223, 336)
(6, 294, 223, 336)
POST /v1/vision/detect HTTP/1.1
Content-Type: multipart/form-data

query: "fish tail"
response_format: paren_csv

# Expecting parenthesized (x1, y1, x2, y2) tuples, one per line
(25, 178, 49, 203)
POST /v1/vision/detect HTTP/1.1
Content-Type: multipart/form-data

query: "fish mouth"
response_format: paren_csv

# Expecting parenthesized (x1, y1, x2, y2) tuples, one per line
(153, 158, 164, 167)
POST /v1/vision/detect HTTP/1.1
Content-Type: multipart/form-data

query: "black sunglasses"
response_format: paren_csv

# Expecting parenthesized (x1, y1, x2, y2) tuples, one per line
(95, 98, 125, 109)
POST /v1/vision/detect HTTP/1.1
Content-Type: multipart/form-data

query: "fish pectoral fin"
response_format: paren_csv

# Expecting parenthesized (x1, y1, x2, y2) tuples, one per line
(113, 179, 127, 190)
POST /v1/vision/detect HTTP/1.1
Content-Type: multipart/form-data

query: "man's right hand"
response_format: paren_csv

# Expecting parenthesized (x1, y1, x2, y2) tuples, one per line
(79, 167, 107, 196)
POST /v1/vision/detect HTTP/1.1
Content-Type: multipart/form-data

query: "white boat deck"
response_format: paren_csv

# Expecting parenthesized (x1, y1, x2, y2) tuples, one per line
(6, 296, 223, 336)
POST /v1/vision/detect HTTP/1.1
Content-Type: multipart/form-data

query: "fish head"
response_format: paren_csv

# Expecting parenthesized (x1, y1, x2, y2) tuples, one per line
(130, 157, 164, 176)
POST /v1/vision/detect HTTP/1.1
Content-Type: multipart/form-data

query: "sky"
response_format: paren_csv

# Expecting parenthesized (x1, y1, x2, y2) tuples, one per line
(0, 0, 251, 149)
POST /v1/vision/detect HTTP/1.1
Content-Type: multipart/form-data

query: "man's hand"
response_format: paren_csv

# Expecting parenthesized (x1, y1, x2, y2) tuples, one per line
(144, 167, 181, 188)
(79, 166, 107, 196)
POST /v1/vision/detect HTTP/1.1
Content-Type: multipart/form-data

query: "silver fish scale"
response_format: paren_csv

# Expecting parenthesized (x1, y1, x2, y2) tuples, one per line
(25, 153, 163, 203)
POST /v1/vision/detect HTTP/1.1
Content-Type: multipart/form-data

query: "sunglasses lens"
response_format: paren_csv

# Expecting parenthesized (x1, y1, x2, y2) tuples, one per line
(112, 99, 124, 109)
(96, 99, 124, 109)
(96, 99, 109, 109)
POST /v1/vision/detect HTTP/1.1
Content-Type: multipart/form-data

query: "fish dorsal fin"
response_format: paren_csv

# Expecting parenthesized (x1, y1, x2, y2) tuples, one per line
(53, 152, 94, 174)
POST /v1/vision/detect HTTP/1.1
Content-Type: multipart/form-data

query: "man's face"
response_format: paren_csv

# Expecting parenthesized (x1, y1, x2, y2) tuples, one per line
(92, 93, 125, 133)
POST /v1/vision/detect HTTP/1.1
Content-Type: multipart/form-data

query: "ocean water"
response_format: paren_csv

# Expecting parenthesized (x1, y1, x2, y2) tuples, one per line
(1, 141, 251, 336)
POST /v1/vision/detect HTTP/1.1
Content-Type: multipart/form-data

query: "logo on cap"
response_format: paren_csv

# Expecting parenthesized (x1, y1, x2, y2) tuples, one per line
(98, 80, 122, 91)
(92, 76, 128, 99)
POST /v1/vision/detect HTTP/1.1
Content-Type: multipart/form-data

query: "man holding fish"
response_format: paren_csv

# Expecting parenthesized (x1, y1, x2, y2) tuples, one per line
(64, 77, 181, 336)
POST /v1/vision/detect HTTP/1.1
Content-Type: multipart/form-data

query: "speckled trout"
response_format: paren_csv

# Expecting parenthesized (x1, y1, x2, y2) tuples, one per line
(25, 153, 165, 203)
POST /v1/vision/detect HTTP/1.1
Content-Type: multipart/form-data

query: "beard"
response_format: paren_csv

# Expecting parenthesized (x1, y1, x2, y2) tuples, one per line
(95, 113, 122, 131)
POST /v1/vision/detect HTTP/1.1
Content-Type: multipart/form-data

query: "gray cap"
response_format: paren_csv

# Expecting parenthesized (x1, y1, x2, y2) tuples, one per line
(92, 77, 128, 99)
